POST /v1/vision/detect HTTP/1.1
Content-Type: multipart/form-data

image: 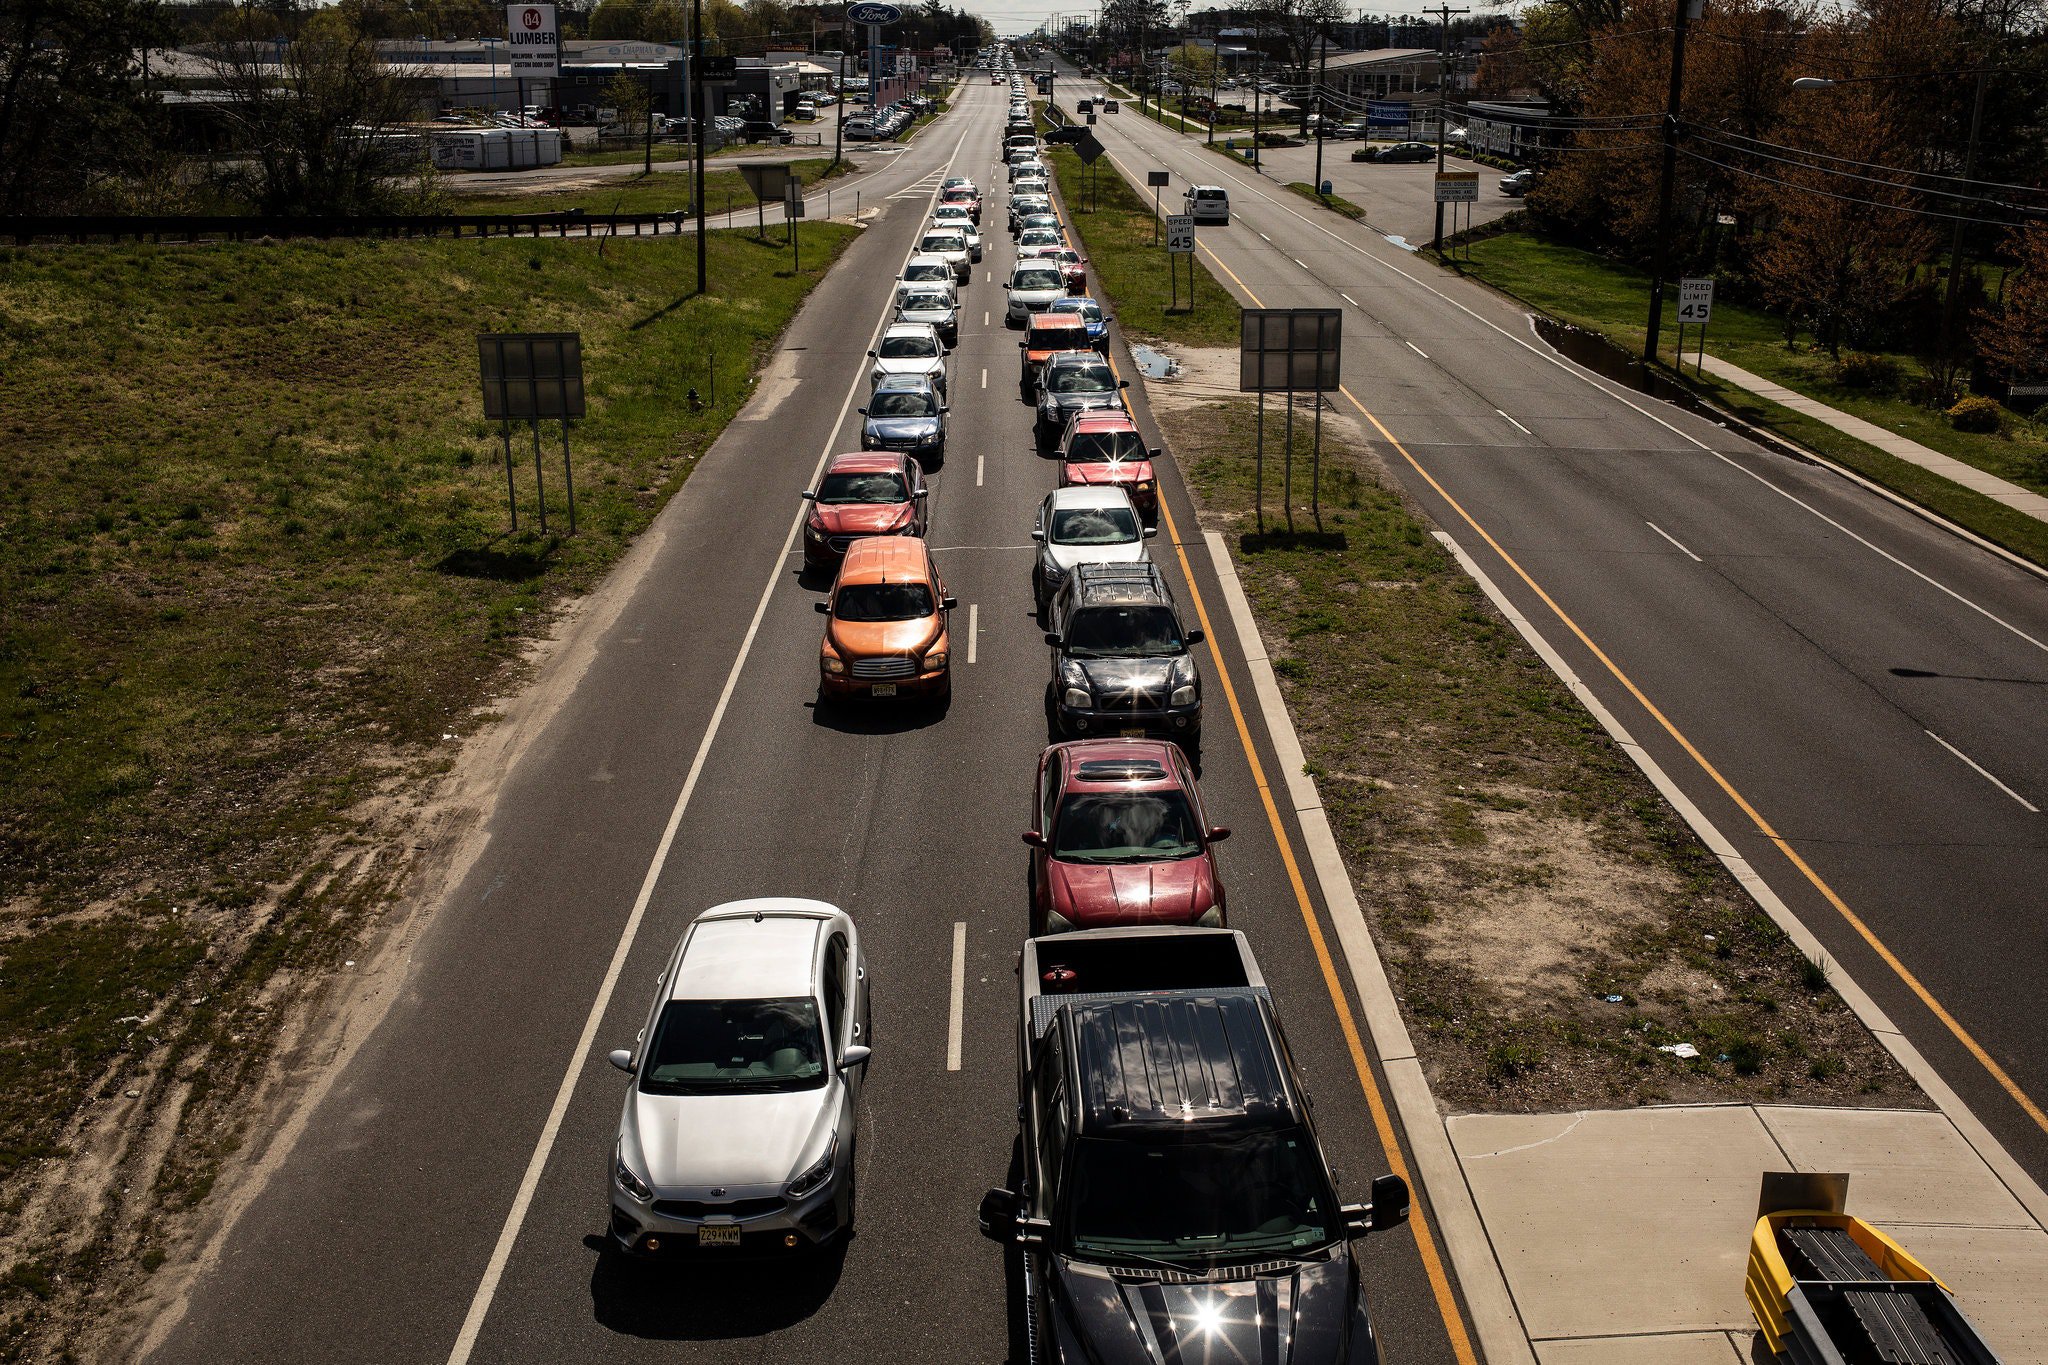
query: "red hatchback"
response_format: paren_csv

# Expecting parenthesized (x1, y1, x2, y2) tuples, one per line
(800, 452, 929, 573)
(1058, 413, 1159, 524)
(939, 184, 981, 224)
(1023, 739, 1229, 935)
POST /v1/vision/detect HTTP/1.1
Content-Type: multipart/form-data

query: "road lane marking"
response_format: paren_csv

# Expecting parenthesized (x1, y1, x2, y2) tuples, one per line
(947, 921, 967, 1071)
(1340, 292, 1359, 306)
(1330, 379, 2048, 1141)
(445, 114, 981, 1365)
(1100, 342, 1480, 1365)
(1646, 521, 1702, 562)
(1294, 258, 1308, 269)
(976, 454, 985, 486)
(1407, 340, 1429, 359)
(984, 310, 989, 326)
(981, 367, 987, 388)
(1927, 731, 2039, 813)
(1496, 409, 1531, 435)
(967, 603, 979, 663)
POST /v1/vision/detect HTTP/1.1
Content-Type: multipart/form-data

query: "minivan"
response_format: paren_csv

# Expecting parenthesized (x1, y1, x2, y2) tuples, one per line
(1184, 185, 1229, 224)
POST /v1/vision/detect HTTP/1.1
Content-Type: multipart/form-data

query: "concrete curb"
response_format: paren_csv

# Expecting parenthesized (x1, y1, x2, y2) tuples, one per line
(1429, 528, 2048, 1235)
(1195, 528, 1538, 1365)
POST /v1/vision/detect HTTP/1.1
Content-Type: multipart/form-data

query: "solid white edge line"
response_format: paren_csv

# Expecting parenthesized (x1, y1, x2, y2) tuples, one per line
(1646, 520, 1703, 562)
(946, 921, 967, 1071)
(1927, 730, 2040, 813)
(1425, 529, 2048, 1229)
(444, 114, 979, 1365)
(966, 603, 979, 664)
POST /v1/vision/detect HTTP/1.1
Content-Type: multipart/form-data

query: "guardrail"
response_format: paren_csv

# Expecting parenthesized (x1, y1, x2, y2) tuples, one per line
(8, 210, 693, 247)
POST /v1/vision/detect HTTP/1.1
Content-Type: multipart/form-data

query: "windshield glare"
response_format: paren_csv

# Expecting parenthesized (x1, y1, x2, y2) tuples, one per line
(868, 391, 937, 418)
(1065, 1130, 1337, 1263)
(901, 294, 951, 315)
(1014, 269, 1062, 290)
(818, 470, 910, 503)
(1064, 604, 1184, 657)
(835, 581, 935, 621)
(1066, 430, 1144, 463)
(1053, 791, 1200, 862)
(1050, 365, 1113, 394)
(1049, 505, 1139, 546)
(904, 263, 948, 281)
(921, 236, 962, 253)
(638, 997, 826, 1095)
(879, 336, 939, 359)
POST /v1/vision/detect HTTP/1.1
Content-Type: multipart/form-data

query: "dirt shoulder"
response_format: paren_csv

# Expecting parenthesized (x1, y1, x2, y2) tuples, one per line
(1143, 345, 1923, 1115)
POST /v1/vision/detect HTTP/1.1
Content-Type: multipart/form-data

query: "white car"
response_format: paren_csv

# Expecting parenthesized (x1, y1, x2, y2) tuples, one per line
(607, 899, 870, 1256)
(1006, 259, 1070, 326)
(930, 205, 982, 259)
(869, 321, 949, 395)
(916, 227, 973, 284)
(896, 254, 955, 304)
(1013, 174, 1050, 199)
(1030, 486, 1155, 615)
(1017, 226, 1063, 252)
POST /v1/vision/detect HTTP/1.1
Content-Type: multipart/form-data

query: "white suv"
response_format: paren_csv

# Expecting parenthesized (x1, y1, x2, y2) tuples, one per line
(916, 227, 973, 284)
(930, 204, 982, 259)
(607, 899, 871, 1255)
(869, 321, 949, 395)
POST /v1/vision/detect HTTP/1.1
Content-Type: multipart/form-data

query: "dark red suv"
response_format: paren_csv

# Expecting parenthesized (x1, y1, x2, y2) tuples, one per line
(800, 452, 928, 573)
(1022, 739, 1229, 935)
(1057, 412, 1159, 524)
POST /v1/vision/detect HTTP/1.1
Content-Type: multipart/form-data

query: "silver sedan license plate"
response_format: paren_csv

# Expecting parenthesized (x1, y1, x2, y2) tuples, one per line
(697, 1224, 741, 1247)
(871, 683, 898, 697)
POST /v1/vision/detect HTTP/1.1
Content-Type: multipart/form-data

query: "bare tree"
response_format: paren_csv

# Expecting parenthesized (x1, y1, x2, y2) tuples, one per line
(0, 0, 176, 214)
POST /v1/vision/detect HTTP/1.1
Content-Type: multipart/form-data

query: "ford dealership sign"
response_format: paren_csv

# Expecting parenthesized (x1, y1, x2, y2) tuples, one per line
(846, 2, 900, 23)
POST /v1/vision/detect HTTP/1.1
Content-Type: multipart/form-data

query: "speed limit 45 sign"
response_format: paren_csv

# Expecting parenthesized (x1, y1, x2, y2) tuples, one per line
(1165, 214, 1194, 254)
(1677, 277, 1714, 323)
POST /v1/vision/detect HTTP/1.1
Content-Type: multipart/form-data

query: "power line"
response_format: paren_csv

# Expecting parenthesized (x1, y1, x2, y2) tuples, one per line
(1691, 124, 2048, 197)
(1674, 143, 2041, 225)
(1685, 129, 2047, 211)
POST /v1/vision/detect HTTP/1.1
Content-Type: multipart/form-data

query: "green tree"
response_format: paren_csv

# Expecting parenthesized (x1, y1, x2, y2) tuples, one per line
(0, 0, 178, 213)
(1975, 225, 2048, 385)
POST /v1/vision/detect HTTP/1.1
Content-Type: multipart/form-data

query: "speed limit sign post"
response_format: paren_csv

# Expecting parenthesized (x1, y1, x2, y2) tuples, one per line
(1165, 214, 1195, 312)
(1676, 277, 1713, 374)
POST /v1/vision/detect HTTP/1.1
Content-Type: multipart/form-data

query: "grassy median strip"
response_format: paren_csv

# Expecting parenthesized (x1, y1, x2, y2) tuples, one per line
(1285, 181, 1367, 222)
(1146, 383, 1919, 1111)
(0, 221, 856, 1326)
(1455, 231, 2048, 567)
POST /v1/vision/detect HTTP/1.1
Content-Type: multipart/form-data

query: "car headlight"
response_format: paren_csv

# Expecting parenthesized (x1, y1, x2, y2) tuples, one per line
(785, 1139, 837, 1199)
(1197, 907, 1224, 928)
(1170, 684, 1198, 707)
(805, 521, 826, 540)
(822, 654, 847, 675)
(1136, 480, 1154, 492)
(1043, 563, 1066, 584)
(615, 1149, 654, 1203)
(924, 649, 948, 671)
(1045, 907, 1076, 934)
(1063, 686, 1091, 710)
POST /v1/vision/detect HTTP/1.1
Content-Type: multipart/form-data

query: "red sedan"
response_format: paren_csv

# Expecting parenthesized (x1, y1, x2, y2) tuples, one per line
(799, 452, 929, 573)
(1058, 412, 1159, 524)
(1023, 739, 1229, 936)
(939, 184, 981, 225)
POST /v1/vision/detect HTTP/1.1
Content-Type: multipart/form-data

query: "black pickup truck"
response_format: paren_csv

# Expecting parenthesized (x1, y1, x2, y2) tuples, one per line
(979, 927, 1410, 1365)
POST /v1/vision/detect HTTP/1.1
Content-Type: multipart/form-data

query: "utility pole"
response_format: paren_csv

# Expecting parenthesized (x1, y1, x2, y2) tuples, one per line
(833, 48, 846, 171)
(1938, 67, 1989, 395)
(1428, 1, 1469, 253)
(692, 0, 707, 295)
(1208, 40, 1218, 145)
(1642, 0, 1696, 363)
(1312, 22, 1328, 191)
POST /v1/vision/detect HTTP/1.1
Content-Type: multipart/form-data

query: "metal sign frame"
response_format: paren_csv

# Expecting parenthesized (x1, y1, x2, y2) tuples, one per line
(478, 332, 584, 536)
(1239, 308, 1341, 393)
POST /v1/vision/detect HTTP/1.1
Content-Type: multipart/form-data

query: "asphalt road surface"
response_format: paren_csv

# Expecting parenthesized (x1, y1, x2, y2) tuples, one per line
(144, 79, 1469, 1365)
(1049, 61, 2048, 1188)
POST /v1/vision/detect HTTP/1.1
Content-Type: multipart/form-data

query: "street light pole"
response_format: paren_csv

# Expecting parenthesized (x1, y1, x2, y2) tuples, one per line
(1642, 0, 1695, 364)
(693, 0, 707, 294)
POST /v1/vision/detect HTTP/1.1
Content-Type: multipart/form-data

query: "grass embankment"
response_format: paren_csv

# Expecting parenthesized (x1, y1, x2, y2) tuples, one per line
(1286, 181, 1367, 221)
(1157, 395, 1916, 1111)
(1044, 142, 1240, 348)
(448, 156, 850, 219)
(0, 220, 857, 1325)
(1456, 231, 2048, 566)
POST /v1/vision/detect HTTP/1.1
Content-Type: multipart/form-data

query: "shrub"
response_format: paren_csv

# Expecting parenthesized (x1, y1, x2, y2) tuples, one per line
(1836, 352, 1900, 392)
(1947, 396, 2003, 433)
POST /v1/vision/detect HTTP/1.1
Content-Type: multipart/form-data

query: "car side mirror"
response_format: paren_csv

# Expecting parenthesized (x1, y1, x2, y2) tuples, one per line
(1371, 1173, 1411, 1230)
(915, 488, 931, 498)
(1030, 529, 1045, 541)
(1207, 826, 1231, 843)
(978, 1187, 1020, 1242)
(856, 407, 868, 415)
(1186, 628, 1204, 644)
(1149, 447, 1162, 459)
(939, 406, 950, 414)
(1043, 631, 1061, 647)
(1022, 829, 1045, 847)
(838, 1044, 872, 1071)
(801, 490, 818, 500)
(1118, 379, 1130, 389)
(815, 601, 830, 614)
(607, 1048, 635, 1074)
(942, 595, 958, 611)
(867, 349, 878, 357)
(1143, 527, 1158, 539)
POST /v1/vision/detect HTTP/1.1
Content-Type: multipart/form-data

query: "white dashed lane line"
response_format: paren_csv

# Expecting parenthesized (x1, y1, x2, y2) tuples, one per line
(1646, 521, 1702, 563)
(1927, 732, 2040, 813)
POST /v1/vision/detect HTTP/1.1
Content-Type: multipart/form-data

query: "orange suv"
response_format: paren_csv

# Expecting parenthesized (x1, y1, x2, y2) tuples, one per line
(816, 537, 955, 704)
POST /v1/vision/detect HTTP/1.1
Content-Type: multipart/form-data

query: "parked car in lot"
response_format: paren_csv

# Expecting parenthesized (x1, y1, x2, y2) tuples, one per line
(741, 120, 794, 144)
(607, 899, 869, 1256)
(1031, 486, 1153, 618)
(1007, 259, 1072, 326)
(1044, 296, 1111, 354)
(1057, 412, 1156, 523)
(1375, 140, 1436, 163)
(895, 287, 959, 346)
(1024, 739, 1229, 935)
(1499, 167, 1537, 196)
(1043, 560, 1201, 744)
(858, 375, 948, 465)
(979, 926, 1411, 1361)
(817, 536, 955, 704)
(1034, 352, 1128, 448)
(800, 449, 930, 573)
(1332, 119, 1373, 139)
(869, 321, 949, 396)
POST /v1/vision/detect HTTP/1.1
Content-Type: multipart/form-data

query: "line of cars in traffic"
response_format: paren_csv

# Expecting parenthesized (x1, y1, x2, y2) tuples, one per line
(599, 73, 1414, 1364)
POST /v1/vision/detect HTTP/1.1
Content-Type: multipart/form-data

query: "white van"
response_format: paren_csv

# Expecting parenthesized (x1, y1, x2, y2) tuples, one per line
(1185, 185, 1229, 224)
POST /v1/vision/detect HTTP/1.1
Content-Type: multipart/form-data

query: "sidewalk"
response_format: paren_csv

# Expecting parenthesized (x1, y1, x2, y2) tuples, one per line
(1701, 355, 2048, 527)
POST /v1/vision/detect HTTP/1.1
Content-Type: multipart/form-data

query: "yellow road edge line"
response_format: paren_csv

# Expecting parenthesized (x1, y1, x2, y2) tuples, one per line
(1100, 339, 1481, 1365)
(1331, 380, 2048, 1139)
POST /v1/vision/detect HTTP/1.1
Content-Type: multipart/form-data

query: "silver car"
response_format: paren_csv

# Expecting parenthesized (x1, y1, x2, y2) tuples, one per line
(607, 899, 871, 1255)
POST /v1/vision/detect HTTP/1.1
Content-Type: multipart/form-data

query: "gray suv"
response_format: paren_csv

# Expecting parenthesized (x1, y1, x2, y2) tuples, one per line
(607, 899, 871, 1256)
(1044, 562, 1204, 749)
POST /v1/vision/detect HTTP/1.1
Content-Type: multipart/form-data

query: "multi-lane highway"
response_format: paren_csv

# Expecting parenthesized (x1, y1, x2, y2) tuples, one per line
(1048, 61, 2048, 1187)
(140, 78, 1469, 1364)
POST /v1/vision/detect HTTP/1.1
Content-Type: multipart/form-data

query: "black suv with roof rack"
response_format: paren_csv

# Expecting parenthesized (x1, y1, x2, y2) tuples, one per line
(980, 927, 1410, 1365)
(1044, 562, 1202, 748)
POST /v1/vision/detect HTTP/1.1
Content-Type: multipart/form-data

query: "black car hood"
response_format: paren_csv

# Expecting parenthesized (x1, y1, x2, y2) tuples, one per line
(866, 416, 940, 441)
(1075, 656, 1174, 697)
(1051, 1253, 1357, 1365)
(1045, 391, 1121, 415)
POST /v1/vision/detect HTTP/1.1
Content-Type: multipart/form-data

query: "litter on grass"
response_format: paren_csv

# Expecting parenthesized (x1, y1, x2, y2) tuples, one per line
(1659, 1043, 1701, 1060)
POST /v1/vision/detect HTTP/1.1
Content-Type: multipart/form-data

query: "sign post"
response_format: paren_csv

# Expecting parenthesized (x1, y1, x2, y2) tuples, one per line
(1147, 169, 1169, 243)
(478, 332, 586, 537)
(1434, 170, 1479, 258)
(1166, 213, 1194, 312)
(846, 3, 900, 111)
(738, 162, 795, 241)
(785, 180, 805, 271)
(505, 3, 558, 122)
(1676, 277, 1713, 373)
